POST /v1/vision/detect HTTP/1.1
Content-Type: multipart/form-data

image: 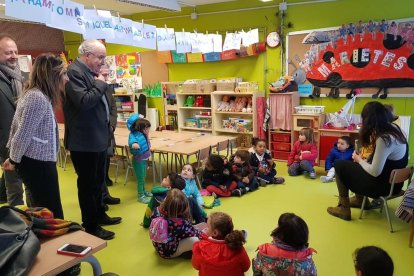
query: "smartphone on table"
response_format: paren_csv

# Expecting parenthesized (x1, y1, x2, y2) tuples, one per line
(57, 244, 92, 257)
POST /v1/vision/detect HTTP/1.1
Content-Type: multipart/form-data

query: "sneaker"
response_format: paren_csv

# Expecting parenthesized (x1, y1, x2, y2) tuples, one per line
(143, 191, 153, 197)
(138, 195, 150, 204)
(273, 177, 285, 184)
(257, 177, 268, 187)
(320, 176, 333, 183)
(240, 187, 248, 195)
(231, 189, 241, 197)
(367, 198, 382, 209)
(309, 172, 316, 179)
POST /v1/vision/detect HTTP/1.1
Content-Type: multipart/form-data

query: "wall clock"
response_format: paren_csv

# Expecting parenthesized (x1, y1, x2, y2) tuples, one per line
(266, 32, 281, 48)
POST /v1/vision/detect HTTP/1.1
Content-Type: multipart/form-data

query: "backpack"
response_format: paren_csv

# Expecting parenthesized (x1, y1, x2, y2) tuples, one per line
(149, 216, 169, 243)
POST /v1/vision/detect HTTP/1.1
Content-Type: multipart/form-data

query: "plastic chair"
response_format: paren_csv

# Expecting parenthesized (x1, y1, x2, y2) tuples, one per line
(359, 166, 414, 232)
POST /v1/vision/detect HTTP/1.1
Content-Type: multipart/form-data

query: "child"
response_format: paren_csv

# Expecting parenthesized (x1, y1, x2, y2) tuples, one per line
(320, 136, 353, 183)
(150, 189, 203, 259)
(127, 114, 152, 203)
(202, 154, 237, 197)
(248, 137, 271, 154)
(252, 213, 317, 276)
(181, 164, 204, 207)
(142, 172, 186, 228)
(353, 246, 393, 276)
(230, 149, 258, 196)
(287, 127, 318, 179)
(192, 212, 250, 276)
(250, 138, 285, 185)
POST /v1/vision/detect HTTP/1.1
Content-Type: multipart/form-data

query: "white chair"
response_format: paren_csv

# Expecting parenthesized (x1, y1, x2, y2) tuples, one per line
(359, 166, 414, 232)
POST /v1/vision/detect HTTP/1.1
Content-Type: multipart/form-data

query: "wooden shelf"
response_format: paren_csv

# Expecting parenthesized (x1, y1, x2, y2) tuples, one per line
(179, 107, 212, 110)
(177, 92, 211, 95)
(215, 128, 253, 135)
(180, 126, 212, 132)
(215, 111, 253, 115)
(213, 91, 255, 95)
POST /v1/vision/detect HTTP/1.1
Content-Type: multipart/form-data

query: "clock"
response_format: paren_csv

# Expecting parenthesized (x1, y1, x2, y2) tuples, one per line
(266, 32, 281, 48)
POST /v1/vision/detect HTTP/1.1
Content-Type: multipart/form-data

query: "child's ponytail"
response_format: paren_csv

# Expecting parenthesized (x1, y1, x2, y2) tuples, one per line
(225, 230, 246, 251)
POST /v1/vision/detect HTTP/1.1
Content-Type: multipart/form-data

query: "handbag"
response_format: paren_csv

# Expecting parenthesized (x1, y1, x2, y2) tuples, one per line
(0, 206, 41, 276)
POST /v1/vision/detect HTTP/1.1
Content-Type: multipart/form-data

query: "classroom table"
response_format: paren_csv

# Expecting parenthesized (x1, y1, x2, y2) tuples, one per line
(29, 230, 107, 276)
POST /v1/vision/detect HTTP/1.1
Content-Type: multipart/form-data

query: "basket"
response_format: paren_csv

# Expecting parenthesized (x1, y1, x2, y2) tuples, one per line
(294, 105, 325, 114)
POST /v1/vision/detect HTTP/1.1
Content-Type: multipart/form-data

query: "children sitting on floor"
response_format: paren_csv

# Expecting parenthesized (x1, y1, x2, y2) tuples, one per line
(287, 127, 318, 179)
(252, 212, 317, 276)
(353, 246, 394, 276)
(192, 212, 250, 276)
(320, 136, 353, 183)
(202, 154, 238, 197)
(150, 189, 203, 259)
(249, 137, 285, 185)
(230, 149, 258, 196)
(181, 164, 204, 207)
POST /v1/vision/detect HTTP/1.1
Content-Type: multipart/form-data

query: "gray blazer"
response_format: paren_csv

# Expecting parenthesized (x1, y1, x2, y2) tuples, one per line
(63, 59, 110, 152)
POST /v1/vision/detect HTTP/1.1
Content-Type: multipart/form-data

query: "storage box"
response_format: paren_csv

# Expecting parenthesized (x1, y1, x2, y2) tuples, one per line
(294, 105, 325, 114)
(272, 142, 291, 152)
(185, 118, 198, 128)
(272, 150, 290, 160)
(183, 83, 197, 94)
(235, 82, 259, 93)
(236, 119, 252, 133)
(196, 81, 216, 94)
(216, 82, 236, 91)
(271, 133, 291, 143)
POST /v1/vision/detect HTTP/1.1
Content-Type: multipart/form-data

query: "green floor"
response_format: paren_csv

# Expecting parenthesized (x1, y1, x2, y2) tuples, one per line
(3, 161, 414, 275)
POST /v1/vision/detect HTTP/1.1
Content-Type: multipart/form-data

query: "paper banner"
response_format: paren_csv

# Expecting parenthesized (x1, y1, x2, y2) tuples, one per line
(172, 50, 187, 63)
(6, 0, 51, 24)
(241, 29, 259, 46)
(203, 52, 221, 62)
(107, 17, 134, 46)
(47, 0, 84, 34)
(175, 32, 192, 53)
(211, 34, 223, 53)
(157, 51, 172, 63)
(190, 33, 205, 53)
(82, 9, 114, 40)
(156, 28, 176, 51)
(186, 52, 204, 63)
(131, 21, 156, 50)
(220, 49, 239, 61)
(223, 32, 242, 51)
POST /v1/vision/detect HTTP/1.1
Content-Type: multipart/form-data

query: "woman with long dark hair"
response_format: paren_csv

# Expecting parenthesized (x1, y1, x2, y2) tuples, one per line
(327, 101, 408, 221)
(3, 53, 68, 219)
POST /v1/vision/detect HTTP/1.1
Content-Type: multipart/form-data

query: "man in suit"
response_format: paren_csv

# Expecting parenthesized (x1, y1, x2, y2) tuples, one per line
(0, 33, 29, 206)
(64, 40, 121, 240)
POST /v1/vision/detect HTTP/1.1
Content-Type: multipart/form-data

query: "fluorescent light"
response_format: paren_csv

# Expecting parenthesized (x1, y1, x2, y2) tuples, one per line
(260, 0, 274, 2)
(115, 0, 181, 12)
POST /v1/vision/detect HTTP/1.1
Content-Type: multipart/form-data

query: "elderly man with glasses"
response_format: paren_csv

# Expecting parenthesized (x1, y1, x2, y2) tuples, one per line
(63, 39, 122, 240)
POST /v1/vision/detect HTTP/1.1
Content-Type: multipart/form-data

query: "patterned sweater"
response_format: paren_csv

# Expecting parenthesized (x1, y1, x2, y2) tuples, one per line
(7, 88, 59, 163)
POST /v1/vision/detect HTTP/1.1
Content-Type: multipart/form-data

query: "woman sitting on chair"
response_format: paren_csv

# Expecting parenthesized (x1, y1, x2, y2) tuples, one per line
(327, 101, 408, 221)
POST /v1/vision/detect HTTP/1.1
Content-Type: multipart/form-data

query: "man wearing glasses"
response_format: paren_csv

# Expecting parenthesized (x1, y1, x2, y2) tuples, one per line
(63, 39, 122, 240)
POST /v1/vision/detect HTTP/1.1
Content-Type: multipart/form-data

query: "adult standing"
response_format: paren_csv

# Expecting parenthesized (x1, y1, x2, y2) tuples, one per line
(327, 101, 408, 221)
(63, 40, 121, 240)
(0, 33, 29, 206)
(3, 54, 67, 219)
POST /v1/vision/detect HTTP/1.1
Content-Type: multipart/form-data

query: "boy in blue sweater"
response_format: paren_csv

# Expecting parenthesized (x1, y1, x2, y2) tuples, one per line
(320, 136, 353, 183)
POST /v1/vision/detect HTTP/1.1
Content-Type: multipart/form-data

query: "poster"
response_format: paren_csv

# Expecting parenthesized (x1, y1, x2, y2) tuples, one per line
(105, 53, 141, 84)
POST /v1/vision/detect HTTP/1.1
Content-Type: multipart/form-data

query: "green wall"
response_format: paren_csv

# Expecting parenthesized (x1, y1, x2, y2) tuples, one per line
(64, 0, 414, 160)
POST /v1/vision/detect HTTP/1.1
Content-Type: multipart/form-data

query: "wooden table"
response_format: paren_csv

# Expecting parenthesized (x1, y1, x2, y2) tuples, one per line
(29, 230, 106, 276)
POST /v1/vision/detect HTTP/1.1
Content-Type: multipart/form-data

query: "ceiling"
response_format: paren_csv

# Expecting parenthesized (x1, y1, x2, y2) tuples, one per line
(0, 0, 239, 16)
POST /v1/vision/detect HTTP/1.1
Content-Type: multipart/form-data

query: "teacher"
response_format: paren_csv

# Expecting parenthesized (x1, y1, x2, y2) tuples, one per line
(327, 101, 408, 221)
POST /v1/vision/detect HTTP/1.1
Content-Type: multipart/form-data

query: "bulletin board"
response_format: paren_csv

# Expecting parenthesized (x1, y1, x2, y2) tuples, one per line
(286, 18, 414, 98)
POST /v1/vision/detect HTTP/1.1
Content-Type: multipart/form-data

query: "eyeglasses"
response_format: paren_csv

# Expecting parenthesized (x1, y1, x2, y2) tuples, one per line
(88, 52, 106, 61)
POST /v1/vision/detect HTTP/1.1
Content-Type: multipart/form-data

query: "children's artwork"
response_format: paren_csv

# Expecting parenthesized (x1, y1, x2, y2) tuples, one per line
(209, 34, 223, 53)
(135, 23, 157, 50)
(190, 33, 205, 53)
(241, 29, 259, 46)
(171, 50, 187, 63)
(175, 32, 192, 53)
(47, 0, 84, 34)
(156, 27, 176, 51)
(105, 53, 141, 84)
(157, 51, 173, 63)
(187, 52, 204, 63)
(81, 9, 114, 40)
(107, 17, 134, 46)
(104, 56, 117, 84)
(204, 52, 221, 62)
(223, 32, 242, 51)
(201, 35, 214, 54)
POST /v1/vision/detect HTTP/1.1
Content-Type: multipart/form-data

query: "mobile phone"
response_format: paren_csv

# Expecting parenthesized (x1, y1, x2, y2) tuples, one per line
(354, 139, 360, 154)
(57, 244, 92, 257)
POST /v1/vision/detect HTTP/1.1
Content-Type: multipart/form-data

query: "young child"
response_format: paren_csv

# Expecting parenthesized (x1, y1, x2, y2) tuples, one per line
(353, 246, 393, 276)
(250, 138, 285, 185)
(192, 212, 250, 276)
(142, 172, 186, 228)
(248, 137, 271, 154)
(287, 127, 318, 179)
(127, 114, 152, 203)
(230, 149, 258, 196)
(252, 213, 317, 276)
(320, 136, 353, 183)
(202, 154, 237, 197)
(150, 189, 203, 259)
(181, 164, 204, 207)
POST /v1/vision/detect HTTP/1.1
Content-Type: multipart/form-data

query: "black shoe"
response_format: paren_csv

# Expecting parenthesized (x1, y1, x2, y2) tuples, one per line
(57, 264, 81, 276)
(103, 204, 109, 211)
(240, 188, 247, 195)
(98, 214, 122, 226)
(103, 195, 120, 205)
(231, 189, 241, 197)
(87, 226, 115, 240)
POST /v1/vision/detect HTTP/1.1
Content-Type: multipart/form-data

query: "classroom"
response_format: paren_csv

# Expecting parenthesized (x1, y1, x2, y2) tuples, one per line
(1, 0, 414, 276)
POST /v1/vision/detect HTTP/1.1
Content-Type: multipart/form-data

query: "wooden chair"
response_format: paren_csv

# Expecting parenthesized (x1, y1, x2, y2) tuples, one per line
(214, 139, 231, 159)
(359, 166, 414, 232)
(192, 146, 211, 189)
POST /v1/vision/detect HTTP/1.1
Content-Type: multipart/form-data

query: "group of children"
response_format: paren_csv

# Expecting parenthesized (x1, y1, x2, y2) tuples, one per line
(124, 114, 394, 275)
